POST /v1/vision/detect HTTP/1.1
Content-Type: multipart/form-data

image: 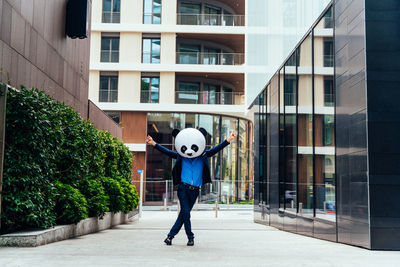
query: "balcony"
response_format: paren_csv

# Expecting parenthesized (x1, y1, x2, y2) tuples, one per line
(175, 91, 244, 105)
(176, 52, 244, 65)
(177, 13, 245, 26)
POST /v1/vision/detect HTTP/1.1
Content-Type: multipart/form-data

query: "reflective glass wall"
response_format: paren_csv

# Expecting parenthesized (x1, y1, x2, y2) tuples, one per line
(146, 113, 253, 204)
(254, 6, 336, 240)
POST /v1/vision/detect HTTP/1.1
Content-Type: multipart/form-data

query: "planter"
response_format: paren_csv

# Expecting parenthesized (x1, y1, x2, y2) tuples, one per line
(0, 210, 138, 247)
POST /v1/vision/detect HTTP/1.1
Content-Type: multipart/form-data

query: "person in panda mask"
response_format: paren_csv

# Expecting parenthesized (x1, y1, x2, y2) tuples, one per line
(146, 128, 236, 246)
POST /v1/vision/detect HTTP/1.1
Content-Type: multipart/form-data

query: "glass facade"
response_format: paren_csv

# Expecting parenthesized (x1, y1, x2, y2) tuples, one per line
(254, 7, 335, 230)
(146, 113, 253, 203)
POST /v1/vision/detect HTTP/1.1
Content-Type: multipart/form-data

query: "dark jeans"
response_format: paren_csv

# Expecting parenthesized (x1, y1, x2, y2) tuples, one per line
(168, 183, 199, 239)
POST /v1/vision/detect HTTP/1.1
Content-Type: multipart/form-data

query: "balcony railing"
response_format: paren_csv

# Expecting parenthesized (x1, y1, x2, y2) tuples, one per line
(324, 55, 334, 67)
(176, 52, 244, 65)
(175, 91, 244, 105)
(177, 13, 245, 26)
(324, 94, 334, 107)
(102, 11, 120, 23)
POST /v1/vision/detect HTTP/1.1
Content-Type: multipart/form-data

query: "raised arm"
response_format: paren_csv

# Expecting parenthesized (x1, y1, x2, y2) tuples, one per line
(205, 131, 237, 157)
(146, 135, 178, 159)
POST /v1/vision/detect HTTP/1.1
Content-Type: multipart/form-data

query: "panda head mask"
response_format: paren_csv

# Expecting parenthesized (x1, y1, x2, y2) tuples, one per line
(172, 128, 207, 158)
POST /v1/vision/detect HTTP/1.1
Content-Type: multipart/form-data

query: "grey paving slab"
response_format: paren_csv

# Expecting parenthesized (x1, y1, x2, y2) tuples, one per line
(0, 210, 399, 267)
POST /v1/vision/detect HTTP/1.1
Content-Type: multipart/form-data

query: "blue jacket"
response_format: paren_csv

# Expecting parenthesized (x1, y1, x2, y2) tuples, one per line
(154, 140, 230, 187)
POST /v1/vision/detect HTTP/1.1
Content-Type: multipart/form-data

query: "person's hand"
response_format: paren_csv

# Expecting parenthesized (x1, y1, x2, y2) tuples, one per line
(146, 135, 156, 146)
(227, 131, 237, 143)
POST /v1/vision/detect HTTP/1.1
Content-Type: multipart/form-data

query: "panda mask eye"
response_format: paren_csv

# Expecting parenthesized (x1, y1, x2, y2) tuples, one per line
(191, 144, 199, 152)
(181, 145, 187, 153)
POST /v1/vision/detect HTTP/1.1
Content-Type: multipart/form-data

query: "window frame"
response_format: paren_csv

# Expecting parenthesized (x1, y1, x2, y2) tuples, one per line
(143, 0, 162, 24)
(141, 75, 160, 103)
(102, 0, 121, 23)
(142, 37, 161, 64)
(99, 72, 119, 103)
(100, 34, 120, 62)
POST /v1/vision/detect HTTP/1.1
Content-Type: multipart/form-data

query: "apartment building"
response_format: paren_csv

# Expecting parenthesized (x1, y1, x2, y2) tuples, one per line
(89, 0, 252, 204)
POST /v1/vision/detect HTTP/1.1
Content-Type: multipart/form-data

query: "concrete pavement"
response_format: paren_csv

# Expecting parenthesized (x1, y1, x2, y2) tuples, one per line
(0, 210, 399, 267)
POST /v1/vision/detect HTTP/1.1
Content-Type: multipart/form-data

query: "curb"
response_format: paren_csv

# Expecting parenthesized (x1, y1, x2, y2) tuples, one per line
(0, 210, 139, 247)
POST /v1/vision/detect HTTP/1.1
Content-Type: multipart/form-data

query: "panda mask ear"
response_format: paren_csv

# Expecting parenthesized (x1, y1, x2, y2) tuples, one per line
(199, 127, 207, 137)
(172, 129, 180, 138)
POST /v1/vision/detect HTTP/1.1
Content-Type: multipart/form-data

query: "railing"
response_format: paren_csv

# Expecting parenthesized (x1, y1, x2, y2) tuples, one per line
(177, 13, 245, 26)
(324, 55, 334, 67)
(324, 93, 334, 107)
(140, 90, 159, 103)
(100, 50, 119, 63)
(102, 11, 120, 23)
(132, 179, 254, 205)
(175, 91, 245, 105)
(176, 52, 244, 65)
(143, 13, 161, 24)
(284, 93, 296, 106)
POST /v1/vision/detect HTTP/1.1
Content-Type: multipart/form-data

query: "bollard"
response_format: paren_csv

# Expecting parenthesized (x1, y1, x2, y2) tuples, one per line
(291, 200, 294, 209)
(163, 197, 167, 211)
(227, 197, 230, 210)
(215, 200, 218, 218)
(299, 202, 303, 215)
(139, 171, 144, 218)
(177, 199, 180, 215)
(195, 197, 199, 211)
(323, 201, 327, 213)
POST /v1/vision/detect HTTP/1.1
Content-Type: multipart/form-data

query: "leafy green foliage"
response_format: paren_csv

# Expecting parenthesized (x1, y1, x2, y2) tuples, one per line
(78, 178, 109, 218)
(54, 182, 88, 224)
(1, 86, 138, 233)
(119, 179, 140, 213)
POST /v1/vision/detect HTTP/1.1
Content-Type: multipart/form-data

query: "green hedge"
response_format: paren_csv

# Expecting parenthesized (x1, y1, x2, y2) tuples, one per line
(1, 86, 139, 233)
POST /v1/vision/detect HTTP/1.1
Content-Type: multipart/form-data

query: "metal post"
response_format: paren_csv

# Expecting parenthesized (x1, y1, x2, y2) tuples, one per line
(139, 171, 144, 218)
(323, 201, 327, 213)
(215, 200, 218, 218)
(227, 196, 229, 210)
(177, 199, 180, 215)
(163, 180, 168, 211)
(195, 197, 199, 211)
(0, 84, 7, 229)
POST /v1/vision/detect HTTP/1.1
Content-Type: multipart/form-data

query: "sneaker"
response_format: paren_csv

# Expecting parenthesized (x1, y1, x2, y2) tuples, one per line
(164, 235, 173, 245)
(187, 238, 194, 246)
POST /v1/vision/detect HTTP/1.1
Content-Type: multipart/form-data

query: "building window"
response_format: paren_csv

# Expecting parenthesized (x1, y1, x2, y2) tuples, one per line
(204, 5, 221, 26)
(106, 112, 121, 124)
(102, 0, 120, 23)
(141, 76, 160, 103)
(144, 0, 161, 24)
(101, 36, 119, 62)
(99, 74, 118, 102)
(177, 82, 200, 104)
(142, 38, 161, 63)
(324, 8, 333, 28)
(324, 77, 334, 107)
(323, 38, 334, 67)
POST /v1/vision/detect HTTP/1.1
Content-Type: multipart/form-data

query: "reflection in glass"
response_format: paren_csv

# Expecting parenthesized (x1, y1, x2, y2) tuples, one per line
(142, 38, 161, 63)
(141, 77, 159, 103)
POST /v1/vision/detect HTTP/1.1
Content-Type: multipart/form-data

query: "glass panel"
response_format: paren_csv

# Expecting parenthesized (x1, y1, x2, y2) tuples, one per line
(103, 0, 111, 11)
(105, 112, 120, 124)
(153, 13, 161, 24)
(101, 37, 110, 50)
(150, 77, 159, 103)
(151, 39, 161, 63)
(153, 0, 161, 13)
(222, 87, 233, 105)
(179, 2, 201, 25)
(113, 0, 120, 12)
(314, 8, 335, 221)
(204, 47, 219, 65)
(141, 77, 150, 103)
(278, 68, 285, 209)
(177, 82, 200, 104)
(297, 33, 313, 216)
(204, 5, 221, 25)
(144, 0, 152, 13)
(203, 84, 219, 104)
(142, 39, 151, 63)
(221, 117, 238, 199)
(179, 44, 200, 64)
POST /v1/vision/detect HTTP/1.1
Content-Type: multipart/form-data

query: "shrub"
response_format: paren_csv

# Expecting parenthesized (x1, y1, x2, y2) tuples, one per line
(119, 179, 139, 213)
(54, 182, 88, 224)
(78, 178, 109, 218)
(101, 177, 126, 213)
(1, 86, 138, 233)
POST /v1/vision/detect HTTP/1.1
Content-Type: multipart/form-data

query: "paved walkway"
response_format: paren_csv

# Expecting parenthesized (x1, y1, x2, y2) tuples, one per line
(0, 211, 400, 267)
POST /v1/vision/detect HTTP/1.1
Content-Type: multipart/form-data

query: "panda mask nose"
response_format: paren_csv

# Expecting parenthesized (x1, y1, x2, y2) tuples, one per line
(187, 153, 193, 156)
